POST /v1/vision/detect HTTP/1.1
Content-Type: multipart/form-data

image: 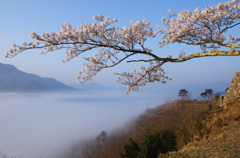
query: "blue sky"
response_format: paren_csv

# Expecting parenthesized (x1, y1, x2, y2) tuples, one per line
(0, 0, 239, 89)
(0, 1, 239, 156)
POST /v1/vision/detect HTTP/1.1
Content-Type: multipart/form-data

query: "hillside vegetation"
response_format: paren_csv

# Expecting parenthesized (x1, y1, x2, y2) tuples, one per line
(160, 120, 240, 158)
(57, 96, 240, 158)
(159, 97, 240, 158)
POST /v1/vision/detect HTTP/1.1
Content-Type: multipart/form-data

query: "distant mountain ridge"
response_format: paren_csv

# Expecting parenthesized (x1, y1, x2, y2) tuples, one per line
(0, 63, 76, 92)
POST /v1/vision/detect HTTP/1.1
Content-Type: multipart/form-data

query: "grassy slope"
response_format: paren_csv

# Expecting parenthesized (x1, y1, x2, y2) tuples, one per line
(159, 98, 240, 158)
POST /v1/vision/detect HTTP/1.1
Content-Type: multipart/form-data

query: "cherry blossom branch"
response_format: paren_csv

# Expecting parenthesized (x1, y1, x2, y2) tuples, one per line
(4, 0, 240, 93)
(114, 61, 170, 94)
(159, 0, 240, 51)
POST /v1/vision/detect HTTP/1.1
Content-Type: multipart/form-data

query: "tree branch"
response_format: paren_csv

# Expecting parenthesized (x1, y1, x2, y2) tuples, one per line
(174, 50, 240, 63)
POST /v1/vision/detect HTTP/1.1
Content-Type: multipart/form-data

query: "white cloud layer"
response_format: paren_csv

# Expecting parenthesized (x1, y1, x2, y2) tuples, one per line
(0, 90, 168, 158)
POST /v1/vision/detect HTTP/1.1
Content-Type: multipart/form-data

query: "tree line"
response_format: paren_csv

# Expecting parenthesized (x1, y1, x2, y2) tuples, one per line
(179, 88, 214, 100)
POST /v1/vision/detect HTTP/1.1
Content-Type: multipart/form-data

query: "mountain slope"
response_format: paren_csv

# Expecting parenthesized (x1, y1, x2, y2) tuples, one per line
(159, 121, 240, 158)
(0, 63, 76, 92)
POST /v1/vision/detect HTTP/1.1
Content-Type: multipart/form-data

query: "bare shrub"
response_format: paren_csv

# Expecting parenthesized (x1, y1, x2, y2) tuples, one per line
(159, 100, 209, 148)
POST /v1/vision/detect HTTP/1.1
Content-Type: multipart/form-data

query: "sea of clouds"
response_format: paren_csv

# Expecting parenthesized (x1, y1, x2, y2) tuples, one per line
(0, 89, 170, 158)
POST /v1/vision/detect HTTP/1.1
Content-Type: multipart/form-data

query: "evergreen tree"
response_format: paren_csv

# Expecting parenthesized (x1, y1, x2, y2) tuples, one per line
(178, 89, 188, 100)
(121, 138, 140, 158)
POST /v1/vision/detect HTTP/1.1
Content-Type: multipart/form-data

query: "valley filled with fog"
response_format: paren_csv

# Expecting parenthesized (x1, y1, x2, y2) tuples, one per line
(0, 89, 172, 158)
(0, 61, 229, 158)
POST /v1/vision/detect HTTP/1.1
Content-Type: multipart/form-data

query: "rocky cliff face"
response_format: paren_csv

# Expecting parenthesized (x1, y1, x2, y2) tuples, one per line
(222, 72, 240, 108)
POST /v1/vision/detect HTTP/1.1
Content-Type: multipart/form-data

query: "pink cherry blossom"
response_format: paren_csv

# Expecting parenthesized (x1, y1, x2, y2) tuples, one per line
(5, 0, 240, 94)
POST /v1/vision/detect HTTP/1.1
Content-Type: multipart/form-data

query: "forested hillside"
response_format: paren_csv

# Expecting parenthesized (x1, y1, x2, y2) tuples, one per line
(57, 100, 208, 157)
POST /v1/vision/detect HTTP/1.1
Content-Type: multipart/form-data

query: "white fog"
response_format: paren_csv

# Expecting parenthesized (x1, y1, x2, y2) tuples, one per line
(0, 89, 171, 158)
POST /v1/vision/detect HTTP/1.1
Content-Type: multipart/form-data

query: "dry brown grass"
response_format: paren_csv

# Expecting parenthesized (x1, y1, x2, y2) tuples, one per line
(161, 120, 240, 158)
(201, 97, 240, 140)
(159, 99, 240, 158)
(185, 121, 239, 157)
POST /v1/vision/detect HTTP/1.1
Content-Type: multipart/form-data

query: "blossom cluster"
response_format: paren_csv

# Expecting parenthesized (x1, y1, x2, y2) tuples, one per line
(114, 61, 171, 94)
(76, 47, 125, 83)
(159, 0, 240, 51)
